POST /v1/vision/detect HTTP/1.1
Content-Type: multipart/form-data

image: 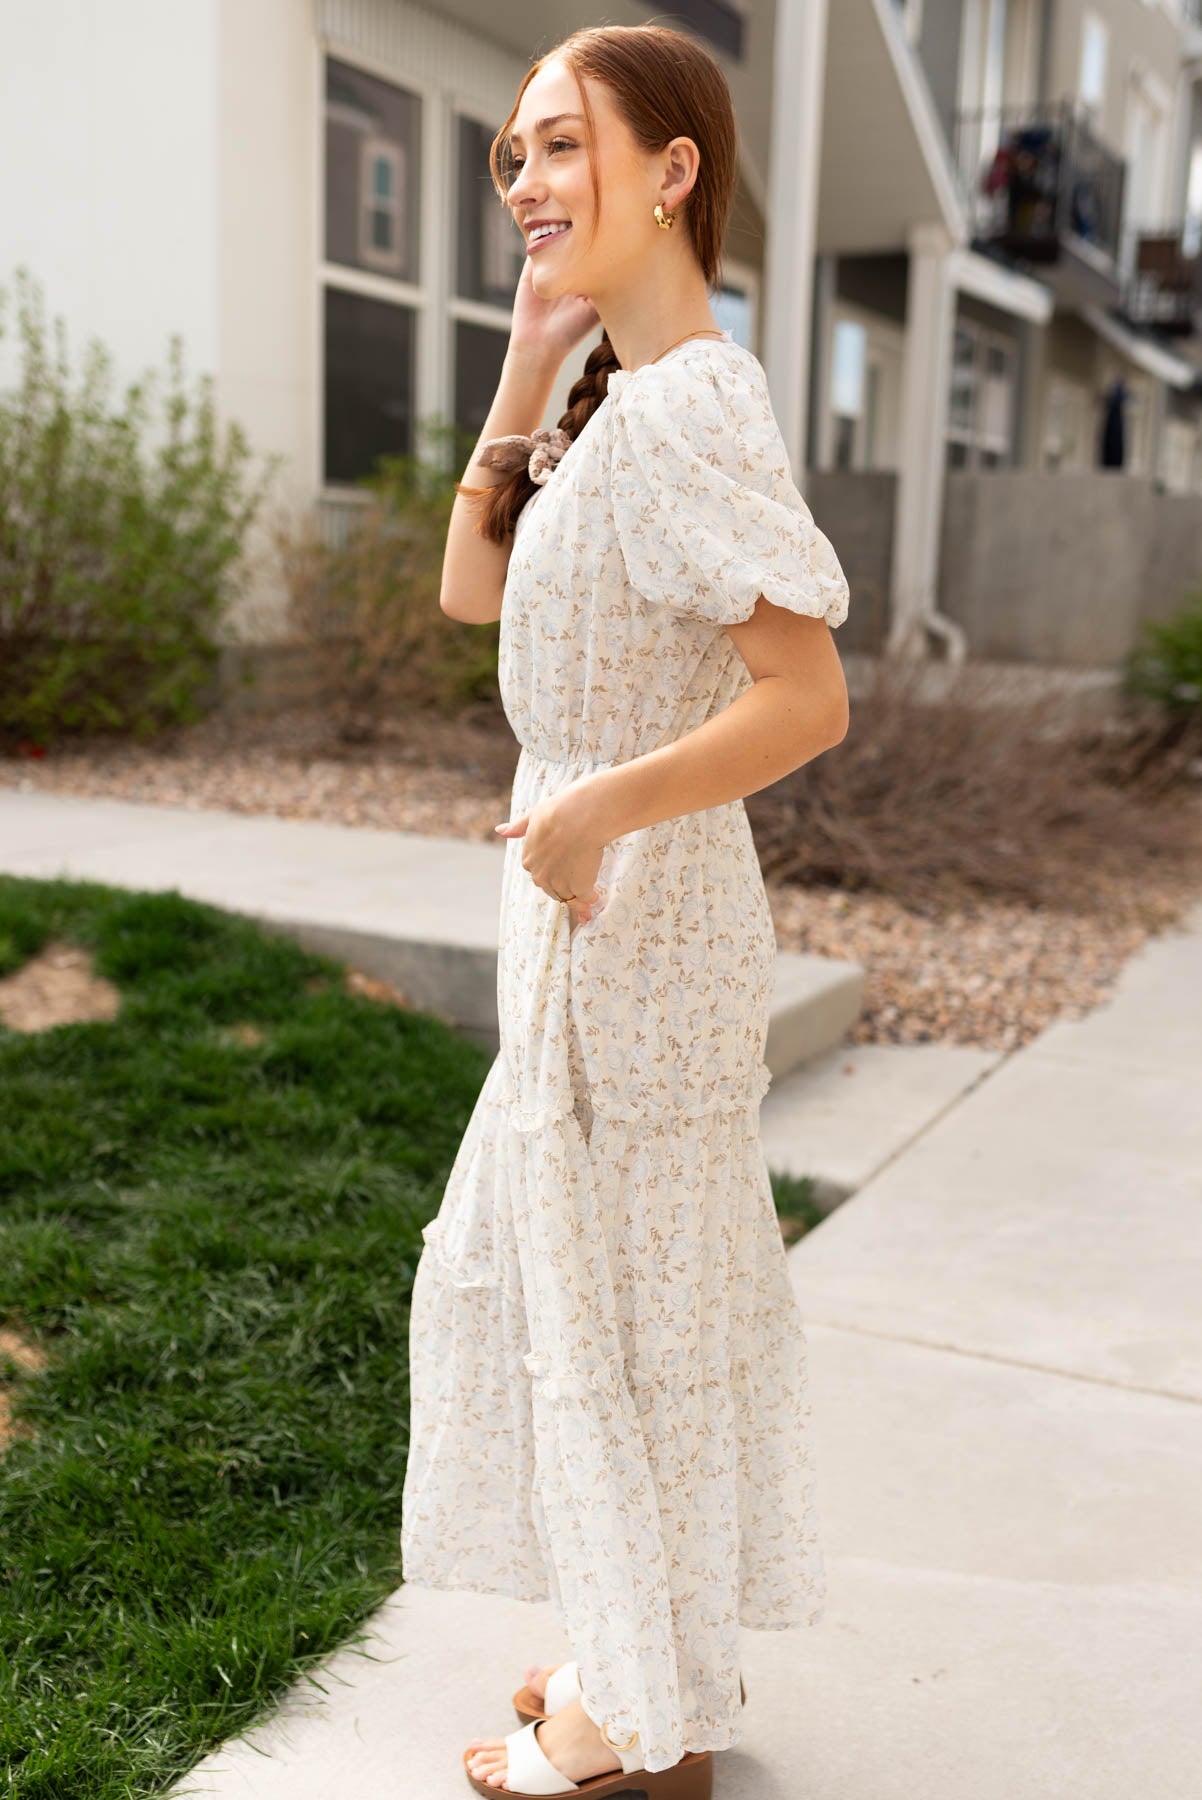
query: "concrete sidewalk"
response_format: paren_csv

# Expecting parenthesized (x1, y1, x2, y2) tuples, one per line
(0, 788, 863, 1072)
(164, 895, 1202, 1800)
(4, 785, 1198, 1796)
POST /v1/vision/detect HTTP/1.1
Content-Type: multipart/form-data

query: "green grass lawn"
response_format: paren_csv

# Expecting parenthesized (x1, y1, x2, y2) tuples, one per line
(0, 874, 821, 1797)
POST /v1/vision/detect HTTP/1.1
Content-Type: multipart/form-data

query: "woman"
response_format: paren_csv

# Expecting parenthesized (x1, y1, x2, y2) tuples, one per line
(400, 23, 851, 1798)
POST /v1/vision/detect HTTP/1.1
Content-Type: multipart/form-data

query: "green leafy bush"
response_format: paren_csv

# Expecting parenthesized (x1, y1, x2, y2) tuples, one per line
(269, 421, 502, 742)
(0, 265, 282, 746)
(1124, 589, 1202, 720)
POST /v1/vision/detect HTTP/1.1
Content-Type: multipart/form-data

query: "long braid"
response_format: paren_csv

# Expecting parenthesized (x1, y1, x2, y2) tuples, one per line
(457, 332, 623, 545)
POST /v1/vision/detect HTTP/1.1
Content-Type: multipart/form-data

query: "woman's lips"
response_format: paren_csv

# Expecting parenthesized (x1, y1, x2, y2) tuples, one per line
(527, 224, 572, 256)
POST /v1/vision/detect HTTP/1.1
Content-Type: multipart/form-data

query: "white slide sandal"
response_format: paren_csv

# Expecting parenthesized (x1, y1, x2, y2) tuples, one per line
(463, 1714, 713, 1798)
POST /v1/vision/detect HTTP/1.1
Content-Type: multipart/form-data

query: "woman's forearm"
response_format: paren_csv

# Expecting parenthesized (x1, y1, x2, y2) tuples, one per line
(582, 670, 848, 844)
(440, 345, 562, 623)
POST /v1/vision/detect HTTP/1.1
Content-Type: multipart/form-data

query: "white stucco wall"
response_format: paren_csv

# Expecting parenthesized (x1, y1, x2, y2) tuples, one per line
(214, 0, 319, 638)
(0, 0, 319, 641)
(0, 0, 218, 408)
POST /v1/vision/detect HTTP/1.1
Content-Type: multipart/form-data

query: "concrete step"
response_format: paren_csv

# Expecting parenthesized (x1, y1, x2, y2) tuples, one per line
(762, 1039, 1004, 1212)
(0, 791, 863, 1071)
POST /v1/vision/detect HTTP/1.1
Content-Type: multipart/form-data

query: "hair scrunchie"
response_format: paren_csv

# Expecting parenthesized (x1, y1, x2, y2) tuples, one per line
(477, 426, 572, 487)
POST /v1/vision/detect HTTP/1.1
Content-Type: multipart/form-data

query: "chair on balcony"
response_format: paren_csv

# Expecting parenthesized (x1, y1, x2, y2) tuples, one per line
(1132, 233, 1202, 333)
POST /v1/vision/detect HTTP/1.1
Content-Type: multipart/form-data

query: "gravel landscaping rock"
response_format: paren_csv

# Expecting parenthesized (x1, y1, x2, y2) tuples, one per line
(4, 706, 1200, 1054)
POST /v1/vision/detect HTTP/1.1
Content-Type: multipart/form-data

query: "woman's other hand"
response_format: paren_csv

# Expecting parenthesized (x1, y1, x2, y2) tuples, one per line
(494, 774, 609, 925)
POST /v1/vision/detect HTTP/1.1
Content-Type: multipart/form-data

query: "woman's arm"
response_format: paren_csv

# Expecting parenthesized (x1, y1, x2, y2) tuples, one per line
(497, 602, 847, 919)
(439, 345, 563, 624)
(580, 602, 849, 840)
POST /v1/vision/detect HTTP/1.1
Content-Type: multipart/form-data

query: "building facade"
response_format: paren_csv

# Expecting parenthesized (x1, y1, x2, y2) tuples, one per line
(3, 0, 1202, 667)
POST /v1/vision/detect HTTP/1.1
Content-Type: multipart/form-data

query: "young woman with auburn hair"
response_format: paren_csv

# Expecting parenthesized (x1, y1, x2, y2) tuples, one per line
(400, 24, 850, 1798)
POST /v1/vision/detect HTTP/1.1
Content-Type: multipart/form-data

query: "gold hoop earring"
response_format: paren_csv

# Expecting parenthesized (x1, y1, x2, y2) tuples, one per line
(654, 202, 675, 230)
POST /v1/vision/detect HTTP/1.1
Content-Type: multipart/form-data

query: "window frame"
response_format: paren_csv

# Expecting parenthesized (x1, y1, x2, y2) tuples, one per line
(446, 94, 523, 411)
(357, 136, 406, 275)
(946, 316, 1018, 470)
(318, 44, 436, 503)
(1078, 12, 1109, 122)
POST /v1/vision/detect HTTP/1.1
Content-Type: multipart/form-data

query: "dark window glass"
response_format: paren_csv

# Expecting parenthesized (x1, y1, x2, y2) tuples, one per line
(456, 115, 525, 306)
(454, 320, 509, 443)
(325, 57, 421, 282)
(324, 287, 416, 485)
(656, 1, 744, 60)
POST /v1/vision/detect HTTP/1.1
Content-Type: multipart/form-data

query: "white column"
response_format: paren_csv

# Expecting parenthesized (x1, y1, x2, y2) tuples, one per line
(887, 220, 957, 657)
(809, 252, 837, 469)
(763, 0, 830, 486)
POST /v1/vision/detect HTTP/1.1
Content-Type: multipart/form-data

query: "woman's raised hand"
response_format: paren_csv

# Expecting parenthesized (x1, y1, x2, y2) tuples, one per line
(507, 257, 601, 369)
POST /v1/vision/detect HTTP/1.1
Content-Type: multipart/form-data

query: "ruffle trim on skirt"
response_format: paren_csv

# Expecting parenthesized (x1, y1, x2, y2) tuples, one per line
(402, 1045, 827, 1774)
(504, 1058, 773, 1134)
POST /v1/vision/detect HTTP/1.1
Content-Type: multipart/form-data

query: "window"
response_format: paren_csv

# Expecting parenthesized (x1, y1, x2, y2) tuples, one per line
(1078, 15, 1108, 118)
(456, 114, 525, 308)
(451, 111, 526, 445)
(1124, 380, 1152, 475)
(326, 57, 421, 282)
(710, 274, 757, 349)
(1043, 376, 1090, 471)
(323, 287, 416, 484)
(323, 57, 422, 488)
(946, 320, 1016, 469)
(454, 320, 510, 443)
(360, 140, 405, 274)
(655, 1, 745, 61)
(1160, 417, 1196, 492)
(831, 318, 867, 471)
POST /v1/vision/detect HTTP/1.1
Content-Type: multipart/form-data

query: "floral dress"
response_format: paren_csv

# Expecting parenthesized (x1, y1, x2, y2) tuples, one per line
(400, 329, 850, 1774)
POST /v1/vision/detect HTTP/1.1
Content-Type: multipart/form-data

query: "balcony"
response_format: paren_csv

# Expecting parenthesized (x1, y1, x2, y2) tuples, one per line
(952, 100, 1127, 310)
(1118, 217, 1202, 336)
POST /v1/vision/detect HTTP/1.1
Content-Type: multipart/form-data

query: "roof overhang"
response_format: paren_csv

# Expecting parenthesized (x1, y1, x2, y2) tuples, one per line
(818, 0, 967, 255)
(949, 248, 1055, 324)
(1079, 303, 1199, 390)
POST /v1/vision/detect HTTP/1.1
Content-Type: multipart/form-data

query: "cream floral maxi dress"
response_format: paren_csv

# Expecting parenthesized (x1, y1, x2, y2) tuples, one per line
(400, 330, 850, 1775)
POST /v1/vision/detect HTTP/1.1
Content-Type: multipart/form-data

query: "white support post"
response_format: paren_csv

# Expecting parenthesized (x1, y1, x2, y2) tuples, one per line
(810, 252, 837, 470)
(888, 220, 957, 658)
(763, 0, 830, 488)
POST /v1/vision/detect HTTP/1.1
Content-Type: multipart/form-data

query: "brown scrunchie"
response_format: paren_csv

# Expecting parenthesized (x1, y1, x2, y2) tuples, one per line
(477, 426, 572, 487)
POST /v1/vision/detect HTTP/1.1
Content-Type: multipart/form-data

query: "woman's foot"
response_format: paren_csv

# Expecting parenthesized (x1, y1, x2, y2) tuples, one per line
(519, 1660, 564, 1705)
(467, 1697, 624, 1791)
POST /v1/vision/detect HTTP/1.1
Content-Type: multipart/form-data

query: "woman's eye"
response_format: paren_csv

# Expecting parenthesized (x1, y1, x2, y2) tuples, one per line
(510, 140, 574, 176)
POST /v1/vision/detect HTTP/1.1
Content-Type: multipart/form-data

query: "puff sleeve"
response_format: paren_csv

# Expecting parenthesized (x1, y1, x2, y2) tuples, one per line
(608, 349, 850, 629)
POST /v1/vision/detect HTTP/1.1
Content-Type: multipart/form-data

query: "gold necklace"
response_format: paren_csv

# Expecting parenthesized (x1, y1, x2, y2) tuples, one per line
(614, 327, 724, 376)
(648, 326, 726, 366)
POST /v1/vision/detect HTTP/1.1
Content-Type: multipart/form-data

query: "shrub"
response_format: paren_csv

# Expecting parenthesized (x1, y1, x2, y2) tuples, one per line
(1125, 589, 1202, 720)
(745, 655, 1202, 911)
(0, 265, 282, 746)
(268, 421, 502, 742)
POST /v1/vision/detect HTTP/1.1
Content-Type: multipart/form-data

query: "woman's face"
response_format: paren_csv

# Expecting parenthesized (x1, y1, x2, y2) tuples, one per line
(503, 60, 660, 305)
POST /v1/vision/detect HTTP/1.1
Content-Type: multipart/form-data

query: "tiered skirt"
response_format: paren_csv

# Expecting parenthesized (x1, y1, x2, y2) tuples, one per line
(400, 746, 826, 1773)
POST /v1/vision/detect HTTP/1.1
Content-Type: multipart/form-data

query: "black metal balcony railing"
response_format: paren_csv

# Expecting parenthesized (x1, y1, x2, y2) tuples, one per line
(1119, 216, 1202, 334)
(953, 99, 1127, 273)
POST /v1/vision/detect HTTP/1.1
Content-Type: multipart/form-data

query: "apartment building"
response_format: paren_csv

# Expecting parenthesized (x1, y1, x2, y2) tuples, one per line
(3, 0, 1200, 670)
(820, 0, 1202, 662)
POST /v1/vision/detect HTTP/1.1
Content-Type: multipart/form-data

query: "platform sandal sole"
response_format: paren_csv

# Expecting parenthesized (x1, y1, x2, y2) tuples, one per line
(463, 1744, 713, 1799)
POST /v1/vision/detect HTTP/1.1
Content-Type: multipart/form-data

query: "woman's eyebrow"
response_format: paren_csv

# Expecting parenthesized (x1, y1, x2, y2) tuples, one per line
(509, 112, 585, 149)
